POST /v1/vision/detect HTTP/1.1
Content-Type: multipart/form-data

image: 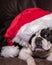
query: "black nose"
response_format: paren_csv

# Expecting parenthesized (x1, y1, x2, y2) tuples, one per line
(35, 37, 43, 48)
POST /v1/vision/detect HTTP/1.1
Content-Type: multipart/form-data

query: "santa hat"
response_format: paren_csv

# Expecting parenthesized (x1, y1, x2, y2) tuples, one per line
(4, 8, 52, 46)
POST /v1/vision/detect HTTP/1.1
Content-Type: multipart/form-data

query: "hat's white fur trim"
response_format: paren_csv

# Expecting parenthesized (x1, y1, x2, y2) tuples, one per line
(1, 46, 19, 57)
(12, 14, 52, 45)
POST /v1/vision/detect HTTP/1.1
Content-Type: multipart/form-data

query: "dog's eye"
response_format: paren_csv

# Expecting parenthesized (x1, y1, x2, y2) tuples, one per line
(40, 32, 47, 38)
(44, 34, 47, 37)
(40, 28, 49, 38)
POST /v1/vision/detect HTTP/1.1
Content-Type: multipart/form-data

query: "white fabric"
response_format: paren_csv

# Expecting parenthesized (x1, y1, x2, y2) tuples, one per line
(1, 46, 19, 57)
(12, 14, 52, 45)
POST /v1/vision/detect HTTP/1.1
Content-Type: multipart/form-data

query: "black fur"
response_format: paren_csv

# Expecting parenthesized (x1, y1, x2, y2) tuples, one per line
(40, 28, 49, 38)
(28, 34, 36, 44)
(13, 42, 23, 49)
(40, 28, 52, 43)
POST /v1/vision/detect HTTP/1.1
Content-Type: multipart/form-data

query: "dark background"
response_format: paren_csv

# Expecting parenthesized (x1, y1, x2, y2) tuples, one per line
(36, 0, 52, 11)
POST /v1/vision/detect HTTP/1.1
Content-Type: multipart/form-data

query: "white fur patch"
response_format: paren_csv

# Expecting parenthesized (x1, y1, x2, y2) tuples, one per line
(42, 39, 52, 50)
(47, 52, 52, 61)
(18, 48, 36, 65)
(1, 46, 19, 57)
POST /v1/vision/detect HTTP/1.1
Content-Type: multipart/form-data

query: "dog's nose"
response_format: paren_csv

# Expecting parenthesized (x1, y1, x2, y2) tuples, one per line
(35, 37, 43, 48)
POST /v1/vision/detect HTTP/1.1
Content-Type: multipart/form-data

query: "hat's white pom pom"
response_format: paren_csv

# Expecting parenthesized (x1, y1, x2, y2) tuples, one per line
(1, 46, 19, 58)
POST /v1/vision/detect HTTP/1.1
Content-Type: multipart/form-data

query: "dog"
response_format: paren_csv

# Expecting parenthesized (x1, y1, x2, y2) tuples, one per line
(1, 28, 52, 65)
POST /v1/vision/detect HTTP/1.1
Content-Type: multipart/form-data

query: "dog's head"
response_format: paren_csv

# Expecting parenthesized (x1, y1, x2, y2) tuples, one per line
(29, 28, 52, 52)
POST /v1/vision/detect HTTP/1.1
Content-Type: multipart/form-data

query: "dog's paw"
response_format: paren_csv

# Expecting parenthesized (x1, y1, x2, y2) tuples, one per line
(27, 58, 36, 65)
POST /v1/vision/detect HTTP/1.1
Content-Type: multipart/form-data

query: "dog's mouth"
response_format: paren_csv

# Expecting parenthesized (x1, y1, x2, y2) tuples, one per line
(34, 48, 43, 51)
(33, 49, 50, 58)
(33, 47, 50, 53)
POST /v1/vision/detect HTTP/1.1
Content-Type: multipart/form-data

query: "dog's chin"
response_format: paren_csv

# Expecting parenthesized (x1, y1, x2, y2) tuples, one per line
(33, 48, 50, 58)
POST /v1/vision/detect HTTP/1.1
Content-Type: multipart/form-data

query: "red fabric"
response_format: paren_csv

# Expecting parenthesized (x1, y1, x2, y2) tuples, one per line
(4, 8, 50, 46)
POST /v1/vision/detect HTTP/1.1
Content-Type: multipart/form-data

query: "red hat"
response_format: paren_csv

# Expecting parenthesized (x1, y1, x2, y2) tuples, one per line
(4, 8, 52, 46)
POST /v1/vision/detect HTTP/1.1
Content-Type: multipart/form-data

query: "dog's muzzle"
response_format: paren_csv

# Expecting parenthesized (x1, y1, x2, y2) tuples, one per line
(35, 37, 43, 49)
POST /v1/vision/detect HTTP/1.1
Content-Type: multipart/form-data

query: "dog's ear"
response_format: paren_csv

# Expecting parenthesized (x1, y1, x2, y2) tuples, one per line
(49, 30, 52, 35)
(48, 35, 52, 43)
(13, 42, 23, 49)
(28, 34, 36, 44)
